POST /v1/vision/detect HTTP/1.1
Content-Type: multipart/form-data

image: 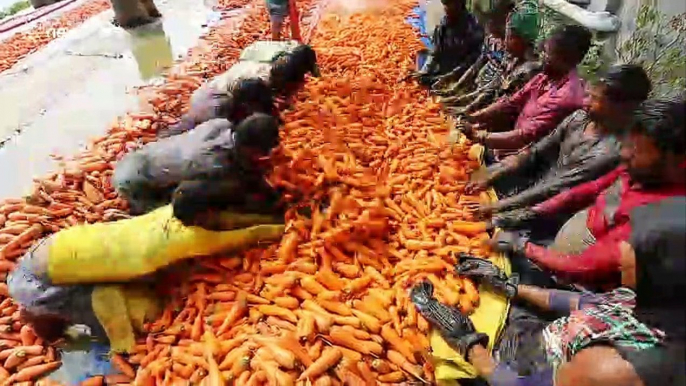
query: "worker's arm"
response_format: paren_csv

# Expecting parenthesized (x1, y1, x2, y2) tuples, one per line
(523, 223, 631, 286)
(532, 167, 624, 217)
(493, 143, 619, 213)
(469, 74, 542, 124)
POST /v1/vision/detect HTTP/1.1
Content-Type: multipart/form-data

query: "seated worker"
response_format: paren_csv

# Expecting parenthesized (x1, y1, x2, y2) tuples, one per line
(414, 0, 484, 87)
(469, 65, 652, 218)
(489, 99, 686, 290)
(113, 113, 280, 215)
(162, 43, 319, 137)
(441, 0, 541, 116)
(463, 25, 590, 161)
(414, 197, 685, 386)
(7, 195, 286, 353)
(433, 1, 512, 94)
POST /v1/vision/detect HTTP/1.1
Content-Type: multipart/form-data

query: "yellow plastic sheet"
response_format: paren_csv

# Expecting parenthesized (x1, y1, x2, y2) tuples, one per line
(48, 205, 285, 284)
(432, 144, 512, 384)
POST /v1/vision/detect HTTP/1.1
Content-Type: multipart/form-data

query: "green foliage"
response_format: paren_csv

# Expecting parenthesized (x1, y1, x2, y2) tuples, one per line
(616, 6, 686, 98)
(0, 0, 31, 19)
(537, 6, 611, 82)
(537, 4, 686, 97)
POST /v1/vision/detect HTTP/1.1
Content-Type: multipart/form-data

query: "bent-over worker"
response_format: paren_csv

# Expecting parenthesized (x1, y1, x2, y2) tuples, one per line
(164, 43, 319, 136)
(7, 201, 286, 353)
(113, 113, 280, 215)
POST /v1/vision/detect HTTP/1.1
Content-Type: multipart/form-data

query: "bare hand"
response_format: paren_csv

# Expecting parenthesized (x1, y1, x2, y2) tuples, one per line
(475, 203, 495, 219)
(465, 177, 489, 194)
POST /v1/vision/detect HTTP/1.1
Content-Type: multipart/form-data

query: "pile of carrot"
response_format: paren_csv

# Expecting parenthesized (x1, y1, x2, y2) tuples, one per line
(0, 0, 495, 384)
(0, 0, 262, 76)
(0, 0, 111, 74)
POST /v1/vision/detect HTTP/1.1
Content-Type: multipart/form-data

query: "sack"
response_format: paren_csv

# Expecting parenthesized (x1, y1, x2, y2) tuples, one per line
(48, 205, 285, 284)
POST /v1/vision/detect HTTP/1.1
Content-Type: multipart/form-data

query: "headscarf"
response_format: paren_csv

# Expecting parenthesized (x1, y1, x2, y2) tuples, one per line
(506, 0, 539, 44)
(618, 196, 686, 386)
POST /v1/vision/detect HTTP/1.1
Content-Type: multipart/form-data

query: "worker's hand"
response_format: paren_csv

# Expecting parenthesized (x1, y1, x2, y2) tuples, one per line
(487, 231, 528, 255)
(431, 75, 451, 91)
(474, 203, 496, 220)
(410, 281, 489, 356)
(465, 177, 489, 194)
(455, 254, 519, 298)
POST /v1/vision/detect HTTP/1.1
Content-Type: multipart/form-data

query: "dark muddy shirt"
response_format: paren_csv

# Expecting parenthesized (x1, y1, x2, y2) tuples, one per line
(494, 110, 621, 212)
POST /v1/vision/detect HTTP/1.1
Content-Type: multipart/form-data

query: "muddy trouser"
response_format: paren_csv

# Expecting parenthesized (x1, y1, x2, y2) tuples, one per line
(170, 84, 232, 134)
(463, 305, 554, 386)
(7, 239, 109, 341)
(112, 154, 173, 215)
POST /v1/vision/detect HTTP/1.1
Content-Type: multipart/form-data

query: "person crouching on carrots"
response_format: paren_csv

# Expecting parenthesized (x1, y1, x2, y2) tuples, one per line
(7, 191, 286, 353)
(113, 113, 282, 215)
(160, 43, 319, 137)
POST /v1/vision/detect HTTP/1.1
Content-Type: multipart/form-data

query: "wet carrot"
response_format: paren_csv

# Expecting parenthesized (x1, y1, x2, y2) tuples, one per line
(110, 353, 135, 378)
(298, 347, 342, 381)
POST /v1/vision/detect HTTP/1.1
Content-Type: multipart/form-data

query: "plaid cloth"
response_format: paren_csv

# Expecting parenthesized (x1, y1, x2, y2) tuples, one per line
(475, 35, 506, 90)
(543, 288, 665, 369)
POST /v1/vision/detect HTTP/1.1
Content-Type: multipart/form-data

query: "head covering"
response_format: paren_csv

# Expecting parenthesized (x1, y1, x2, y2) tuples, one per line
(506, 0, 540, 43)
(619, 196, 686, 386)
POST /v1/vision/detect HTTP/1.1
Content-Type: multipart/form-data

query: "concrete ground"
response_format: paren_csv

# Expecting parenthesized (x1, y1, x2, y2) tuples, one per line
(0, 0, 220, 200)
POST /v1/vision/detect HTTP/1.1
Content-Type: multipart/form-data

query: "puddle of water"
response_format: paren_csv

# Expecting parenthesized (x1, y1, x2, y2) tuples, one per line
(128, 22, 175, 81)
(0, 0, 221, 200)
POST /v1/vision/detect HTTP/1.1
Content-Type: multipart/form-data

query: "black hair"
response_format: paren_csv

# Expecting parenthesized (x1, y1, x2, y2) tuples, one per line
(597, 64, 652, 103)
(232, 78, 275, 115)
(271, 45, 318, 89)
(233, 112, 280, 152)
(172, 180, 246, 226)
(548, 24, 592, 64)
(632, 98, 686, 155)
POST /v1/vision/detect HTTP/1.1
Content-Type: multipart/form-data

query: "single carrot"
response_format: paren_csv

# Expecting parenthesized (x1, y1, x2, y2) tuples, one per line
(298, 347, 342, 381)
(110, 353, 135, 378)
(14, 361, 62, 381)
(386, 350, 425, 381)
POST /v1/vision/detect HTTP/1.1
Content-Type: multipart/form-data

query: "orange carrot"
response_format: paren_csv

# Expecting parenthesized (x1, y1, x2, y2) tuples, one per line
(298, 347, 342, 381)
(110, 354, 135, 378)
(14, 361, 62, 381)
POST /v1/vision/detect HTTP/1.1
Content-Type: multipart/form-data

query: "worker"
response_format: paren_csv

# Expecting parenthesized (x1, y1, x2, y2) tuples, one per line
(113, 113, 280, 215)
(414, 0, 484, 87)
(416, 196, 685, 386)
(266, 0, 300, 41)
(489, 99, 686, 290)
(469, 65, 652, 230)
(440, 0, 541, 116)
(8, 200, 286, 353)
(432, 0, 512, 94)
(161, 43, 319, 137)
(463, 25, 590, 162)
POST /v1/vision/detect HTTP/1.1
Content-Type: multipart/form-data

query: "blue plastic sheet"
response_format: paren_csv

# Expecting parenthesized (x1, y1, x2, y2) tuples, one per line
(47, 342, 119, 385)
(406, 5, 433, 50)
